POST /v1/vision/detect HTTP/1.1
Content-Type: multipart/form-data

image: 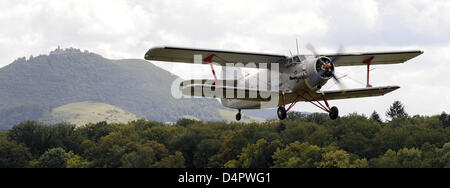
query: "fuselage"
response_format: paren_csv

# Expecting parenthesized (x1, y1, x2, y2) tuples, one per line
(221, 55, 334, 109)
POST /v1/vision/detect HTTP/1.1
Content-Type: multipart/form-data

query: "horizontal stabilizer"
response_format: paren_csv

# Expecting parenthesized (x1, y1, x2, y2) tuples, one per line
(181, 84, 278, 101)
(180, 79, 239, 87)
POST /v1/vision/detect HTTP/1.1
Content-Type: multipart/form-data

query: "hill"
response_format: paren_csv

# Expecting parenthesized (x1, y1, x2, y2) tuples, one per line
(39, 101, 139, 126)
(0, 48, 225, 129)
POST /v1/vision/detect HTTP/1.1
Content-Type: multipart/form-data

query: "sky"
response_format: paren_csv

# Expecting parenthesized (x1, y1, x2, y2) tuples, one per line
(0, 0, 449, 120)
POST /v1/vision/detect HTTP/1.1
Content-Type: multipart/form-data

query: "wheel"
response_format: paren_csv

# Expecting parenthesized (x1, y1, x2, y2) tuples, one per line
(236, 113, 242, 121)
(277, 106, 287, 120)
(329, 106, 339, 120)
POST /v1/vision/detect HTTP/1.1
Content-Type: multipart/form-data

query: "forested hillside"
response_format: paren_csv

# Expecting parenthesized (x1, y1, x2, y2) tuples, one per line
(0, 48, 224, 129)
(1, 109, 449, 168)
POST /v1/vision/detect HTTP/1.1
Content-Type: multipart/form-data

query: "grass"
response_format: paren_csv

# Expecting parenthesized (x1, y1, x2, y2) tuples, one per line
(40, 101, 139, 126)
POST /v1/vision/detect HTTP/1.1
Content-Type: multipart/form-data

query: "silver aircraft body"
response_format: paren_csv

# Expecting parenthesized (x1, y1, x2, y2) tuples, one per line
(145, 46, 423, 120)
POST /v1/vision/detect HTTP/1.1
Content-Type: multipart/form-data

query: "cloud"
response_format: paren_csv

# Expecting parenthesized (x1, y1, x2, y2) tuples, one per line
(0, 0, 153, 63)
(0, 0, 449, 119)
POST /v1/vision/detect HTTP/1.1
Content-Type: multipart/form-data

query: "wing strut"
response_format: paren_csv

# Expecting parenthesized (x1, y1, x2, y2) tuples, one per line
(204, 54, 222, 86)
(364, 56, 375, 88)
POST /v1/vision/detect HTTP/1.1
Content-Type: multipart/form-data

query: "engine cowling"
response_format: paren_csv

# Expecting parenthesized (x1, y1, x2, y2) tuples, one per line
(290, 57, 334, 80)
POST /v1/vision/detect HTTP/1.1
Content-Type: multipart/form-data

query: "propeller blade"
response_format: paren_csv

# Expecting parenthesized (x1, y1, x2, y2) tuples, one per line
(331, 71, 340, 83)
(310, 69, 325, 86)
(330, 71, 347, 93)
(330, 45, 345, 64)
(306, 43, 319, 57)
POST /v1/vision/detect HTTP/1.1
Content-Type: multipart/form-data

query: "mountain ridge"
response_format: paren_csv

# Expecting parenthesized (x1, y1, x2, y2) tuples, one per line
(0, 48, 226, 129)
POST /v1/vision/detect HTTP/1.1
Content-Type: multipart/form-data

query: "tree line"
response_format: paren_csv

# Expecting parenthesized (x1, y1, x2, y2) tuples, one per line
(0, 101, 449, 168)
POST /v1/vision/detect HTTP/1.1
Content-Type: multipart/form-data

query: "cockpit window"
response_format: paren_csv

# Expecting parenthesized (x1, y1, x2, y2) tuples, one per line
(293, 56, 301, 62)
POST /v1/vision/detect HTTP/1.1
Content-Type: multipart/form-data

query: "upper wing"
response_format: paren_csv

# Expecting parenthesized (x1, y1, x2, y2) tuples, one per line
(325, 51, 423, 67)
(145, 46, 288, 65)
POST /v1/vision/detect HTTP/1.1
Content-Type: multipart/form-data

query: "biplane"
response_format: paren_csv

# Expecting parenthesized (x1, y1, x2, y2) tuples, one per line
(145, 45, 422, 121)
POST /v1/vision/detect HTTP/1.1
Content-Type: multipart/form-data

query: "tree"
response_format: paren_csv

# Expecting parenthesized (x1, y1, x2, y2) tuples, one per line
(152, 151, 186, 168)
(36, 148, 70, 168)
(441, 143, 450, 167)
(193, 139, 221, 168)
(96, 132, 129, 168)
(439, 112, 449, 127)
(8, 121, 81, 156)
(0, 135, 33, 168)
(286, 112, 306, 121)
(315, 149, 369, 168)
(237, 139, 282, 168)
(396, 148, 423, 168)
(370, 111, 383, 123)
(272, 141, 323, 168)
(8, 121, 47, 155)
(386, 101, 408, 119)
(439, 112, 448, 123)
(372, 148, 423, 168)
(66, 151, 91, 168)
(176, 118, 200, 127)
(77, 121, 118, 142)
(120, 140, 169, 168)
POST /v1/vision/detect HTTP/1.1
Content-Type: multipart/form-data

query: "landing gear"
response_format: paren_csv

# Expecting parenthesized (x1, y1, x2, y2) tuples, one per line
(236, 109, 242, 121)
(329, 106, 339, 120)
(279, 90, 340, 121)
(277, 107, 287, 120)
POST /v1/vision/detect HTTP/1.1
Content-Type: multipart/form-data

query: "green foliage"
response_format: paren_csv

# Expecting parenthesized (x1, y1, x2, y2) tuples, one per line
(153, 151, 186, 168)
(1, 111, 449, 168)
(120, 141, 169, 168)
(7, 121, 81, 156)
(36, 148, 70, 168)
(273, 142, 324, 168)
(371, 148, 423, 168)
(0, 132, 33, 168)
(236, 139, 282, 168)
(66, 151, 91, 168)
(440, 112, 450, 127)
(316, 149, 368, 168)
(370, 111, 383, 123)
(193, 139, 221, 168)
(386, 101, 409, 120)
(77, 121, 119, 142)
(286, 112, 307, 121)
(176, 118, 200, 127)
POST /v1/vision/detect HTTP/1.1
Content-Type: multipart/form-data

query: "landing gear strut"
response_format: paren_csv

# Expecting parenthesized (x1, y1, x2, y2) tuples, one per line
(236, 109, 242, 121)
(279, 91, 339, 120)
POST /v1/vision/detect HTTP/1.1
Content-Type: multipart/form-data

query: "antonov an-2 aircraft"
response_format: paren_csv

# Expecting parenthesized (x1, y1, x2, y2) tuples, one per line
(145, 45, 423, 121)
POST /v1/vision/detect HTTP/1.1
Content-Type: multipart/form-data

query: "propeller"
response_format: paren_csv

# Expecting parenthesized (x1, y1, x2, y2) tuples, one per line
(306, 43, 347, 91)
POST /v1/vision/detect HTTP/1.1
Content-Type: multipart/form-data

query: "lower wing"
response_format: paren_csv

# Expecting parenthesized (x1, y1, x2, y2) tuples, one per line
(283, 86, 400, 105)
(181, 81, 399, 105)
